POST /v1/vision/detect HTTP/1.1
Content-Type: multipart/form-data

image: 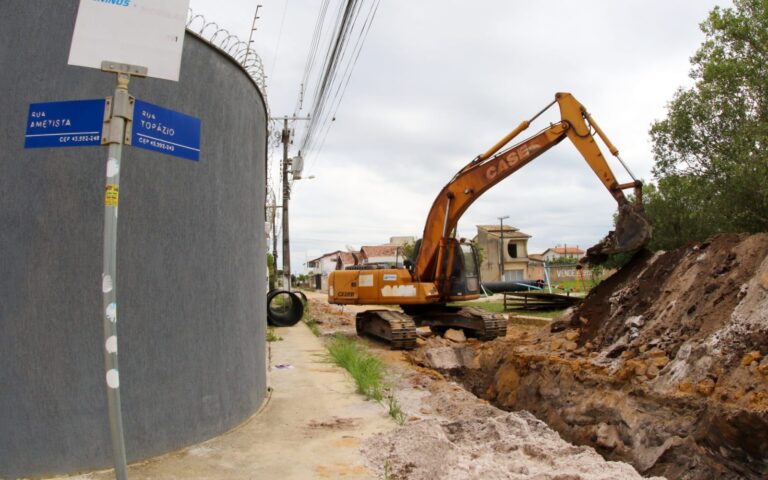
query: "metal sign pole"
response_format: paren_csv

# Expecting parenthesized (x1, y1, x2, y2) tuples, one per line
(100, 61, 146, 480)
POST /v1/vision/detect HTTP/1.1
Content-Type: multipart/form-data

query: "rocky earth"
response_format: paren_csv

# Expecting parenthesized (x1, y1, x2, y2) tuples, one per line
(415, 233, 768, 479)
(305, 292, 658, 479)
(359, 346, 662, 480)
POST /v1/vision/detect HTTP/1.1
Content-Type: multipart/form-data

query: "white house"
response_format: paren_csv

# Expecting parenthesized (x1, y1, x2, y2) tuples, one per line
(540, 246, 585, 262)
(307, 250, 343, 291)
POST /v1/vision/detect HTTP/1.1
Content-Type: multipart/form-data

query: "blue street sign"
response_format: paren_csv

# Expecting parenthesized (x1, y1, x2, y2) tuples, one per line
(25, 99, 105, 148)
(132, 99, 201, 161)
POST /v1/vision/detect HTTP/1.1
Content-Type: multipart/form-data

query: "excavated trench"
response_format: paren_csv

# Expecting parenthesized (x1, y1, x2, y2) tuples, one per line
(411, 234, 768, 480)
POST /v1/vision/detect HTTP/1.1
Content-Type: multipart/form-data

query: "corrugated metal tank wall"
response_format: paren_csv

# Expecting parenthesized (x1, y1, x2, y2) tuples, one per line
(0, 1, 268, 476)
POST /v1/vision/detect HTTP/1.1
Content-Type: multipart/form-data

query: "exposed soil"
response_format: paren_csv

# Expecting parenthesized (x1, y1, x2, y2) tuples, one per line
(411, 233, 768, 479)
(304, 292, 658, 479)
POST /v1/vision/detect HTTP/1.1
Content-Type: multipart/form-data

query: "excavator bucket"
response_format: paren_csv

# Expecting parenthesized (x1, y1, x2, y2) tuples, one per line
(585, 203, 652, 263)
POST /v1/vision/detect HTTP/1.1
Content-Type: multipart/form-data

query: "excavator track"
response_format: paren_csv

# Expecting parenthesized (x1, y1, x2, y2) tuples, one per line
(355, 310, 417, 350)
(403, 305, 508, 342)
(460, 307, 508, 340)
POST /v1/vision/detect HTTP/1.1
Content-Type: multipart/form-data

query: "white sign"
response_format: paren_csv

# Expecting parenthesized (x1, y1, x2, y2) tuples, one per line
(68, 0, 190, 82)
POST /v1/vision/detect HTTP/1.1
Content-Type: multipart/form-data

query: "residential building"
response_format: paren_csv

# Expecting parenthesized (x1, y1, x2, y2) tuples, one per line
(473, 225, 531, 282)
(306, 239, 411, 291)
(388, 236, 415, 247)
(335, 251, 360, 270)
(541, 246, 585, 262)
(306, 250, 338, 291)
(360, 244, 403, 267)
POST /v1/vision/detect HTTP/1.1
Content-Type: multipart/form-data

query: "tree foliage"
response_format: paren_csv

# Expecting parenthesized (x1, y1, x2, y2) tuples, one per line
(647, 0, 768, 248)
(267, 253, 276, 290)
(400, 241, 416, 262)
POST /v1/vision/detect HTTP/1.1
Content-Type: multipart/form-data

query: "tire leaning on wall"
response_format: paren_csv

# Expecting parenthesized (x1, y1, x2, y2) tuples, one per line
(266, 290, 304, 327)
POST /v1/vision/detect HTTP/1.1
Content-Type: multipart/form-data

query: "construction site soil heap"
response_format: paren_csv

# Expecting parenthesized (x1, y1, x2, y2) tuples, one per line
(425, 233, 768, 480)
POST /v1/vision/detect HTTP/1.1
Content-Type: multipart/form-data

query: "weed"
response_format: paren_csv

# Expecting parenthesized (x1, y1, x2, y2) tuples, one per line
(386, 393, 406, 425)
(326, 334, 385, 401)
(304, 317, 321, 337)
(326, 335, 410, 425)
(299, 303, 321, 336)
(266, 326, 282, 342)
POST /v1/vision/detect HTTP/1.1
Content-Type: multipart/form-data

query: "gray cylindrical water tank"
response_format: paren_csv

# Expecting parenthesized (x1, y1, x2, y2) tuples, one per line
(0, 1, 268, 476)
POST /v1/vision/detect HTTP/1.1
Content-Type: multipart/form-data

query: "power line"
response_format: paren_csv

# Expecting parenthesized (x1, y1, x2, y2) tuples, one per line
(306, 0, 380, 175)
(294, 0, 332, 115)
(269, 0, 290, 79)
(300, 0, 357, 154)
(301, 0, 362, 156)
(295, 0, 381, 166)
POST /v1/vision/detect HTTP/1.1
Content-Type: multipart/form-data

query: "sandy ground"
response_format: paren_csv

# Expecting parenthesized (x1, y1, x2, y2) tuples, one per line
(307, 290, 659, 479)
(49, 322, 394, 480)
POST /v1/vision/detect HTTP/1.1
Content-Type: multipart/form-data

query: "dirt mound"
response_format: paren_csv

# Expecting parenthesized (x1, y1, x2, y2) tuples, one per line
(436, 233, 768, 479)
(574, 234, 768, 370)
(364, 412, 660, 480)
(362, 359, 660, 480)
(307, 298, 357, 334)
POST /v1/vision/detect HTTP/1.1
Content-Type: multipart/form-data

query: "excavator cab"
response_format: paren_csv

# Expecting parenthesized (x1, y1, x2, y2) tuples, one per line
(435, 238, 482, 301)
(444, 242, 481, 299)
(411, 238, 482, 300)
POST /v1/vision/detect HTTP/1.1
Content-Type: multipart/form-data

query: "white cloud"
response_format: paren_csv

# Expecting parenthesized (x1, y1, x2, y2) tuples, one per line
(192, 0, 729, 274)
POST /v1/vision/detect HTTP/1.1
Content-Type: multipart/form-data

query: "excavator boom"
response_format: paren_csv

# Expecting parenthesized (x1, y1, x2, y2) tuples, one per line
(328, 92, 652, 349)
(413, 92, 652, 283)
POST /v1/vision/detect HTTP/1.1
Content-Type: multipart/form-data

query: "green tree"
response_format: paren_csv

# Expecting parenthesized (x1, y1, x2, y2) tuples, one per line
(470, 239, 485, 266)
(267, 253, 276, 290)
(400, 241, 416, 262)
(548, 255, 579, 265)
(648, 0, 768, 248)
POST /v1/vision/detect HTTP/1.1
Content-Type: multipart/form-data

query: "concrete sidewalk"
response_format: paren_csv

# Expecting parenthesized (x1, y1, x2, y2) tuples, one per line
(59, 324, 394, 479)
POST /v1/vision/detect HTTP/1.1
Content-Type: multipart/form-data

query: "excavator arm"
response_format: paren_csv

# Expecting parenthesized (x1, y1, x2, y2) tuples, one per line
(413, 92, 652, 283)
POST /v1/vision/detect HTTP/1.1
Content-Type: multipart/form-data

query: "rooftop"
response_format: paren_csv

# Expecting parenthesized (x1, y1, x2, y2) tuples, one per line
(477, 225, 531, 239)
(361, 244, 400, 258)
(543, 247, 585, 255)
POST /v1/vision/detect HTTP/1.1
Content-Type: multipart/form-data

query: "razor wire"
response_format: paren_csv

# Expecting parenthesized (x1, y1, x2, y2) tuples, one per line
(186, 9, 267, 95)
(187, 8, 281, 212)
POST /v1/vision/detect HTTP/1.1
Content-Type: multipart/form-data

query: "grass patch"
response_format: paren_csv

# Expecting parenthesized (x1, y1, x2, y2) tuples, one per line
(327, 334, 386, 401)
(266, 326, 283, 342)
(448, 300, 505, 313)
(325, 334, 407, 423)
(549, 279, 595, 293)
(509, 309, 565, 319)
(449, 300, 565, 319)
(301, 303, 321, 336)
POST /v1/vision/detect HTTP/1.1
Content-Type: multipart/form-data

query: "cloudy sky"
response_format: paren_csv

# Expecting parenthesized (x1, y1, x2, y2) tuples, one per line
(190, 0, 728, 273)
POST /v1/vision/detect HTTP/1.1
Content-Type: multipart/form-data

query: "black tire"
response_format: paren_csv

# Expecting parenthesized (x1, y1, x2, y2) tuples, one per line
(294, 290, 308, 304)
(267, 290, 304, 327)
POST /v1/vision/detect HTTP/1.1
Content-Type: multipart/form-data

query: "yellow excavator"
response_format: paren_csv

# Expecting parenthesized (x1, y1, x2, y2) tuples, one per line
(328, 93, 652, 349)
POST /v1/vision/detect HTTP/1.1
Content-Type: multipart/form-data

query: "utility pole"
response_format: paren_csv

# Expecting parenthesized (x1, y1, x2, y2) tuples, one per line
(498, 215, 509, 281)
(272, 212, 278, 277)
(281, 117, 291, 290)
(272, 115, 310, 290)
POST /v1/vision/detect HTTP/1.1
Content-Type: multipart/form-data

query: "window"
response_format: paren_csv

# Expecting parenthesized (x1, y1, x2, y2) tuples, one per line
(460, 243, 478, 277)
(507, 241, 518, 258)
(504, 270, 524, 281)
